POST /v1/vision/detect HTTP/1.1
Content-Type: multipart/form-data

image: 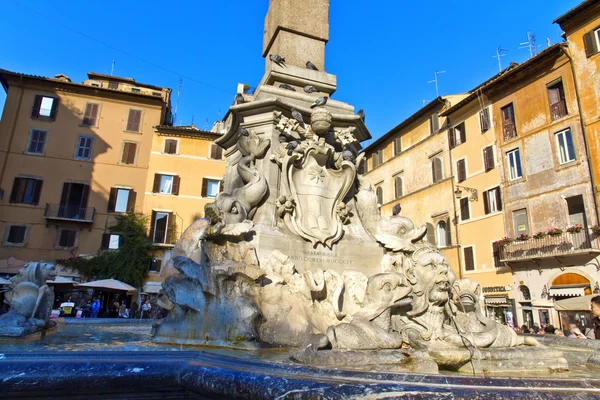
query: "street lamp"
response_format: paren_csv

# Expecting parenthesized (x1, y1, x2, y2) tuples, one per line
(454, 185, 478, 202)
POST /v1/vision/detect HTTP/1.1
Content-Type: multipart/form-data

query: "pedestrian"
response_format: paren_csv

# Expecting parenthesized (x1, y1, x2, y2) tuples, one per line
(590, 296, 600, 340)
(119, 301, 127, 318)
(544, 325, 556, 335)
(568, 323, 587, 339)
(81, 300, 91, 318)
(532, 322, 540, 334)
(140, 300, 151, 319)
(91, 297, 100, 318)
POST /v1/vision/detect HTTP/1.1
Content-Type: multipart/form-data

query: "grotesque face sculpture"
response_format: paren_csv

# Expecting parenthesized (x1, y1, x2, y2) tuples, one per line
(413, 250, 455, 306)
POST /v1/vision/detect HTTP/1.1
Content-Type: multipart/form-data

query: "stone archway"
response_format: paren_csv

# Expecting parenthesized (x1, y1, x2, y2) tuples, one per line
(548, 272, 592, 298)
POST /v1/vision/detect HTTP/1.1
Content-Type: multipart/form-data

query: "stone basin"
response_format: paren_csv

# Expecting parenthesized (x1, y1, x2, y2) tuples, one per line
(2, 321, 600, 399)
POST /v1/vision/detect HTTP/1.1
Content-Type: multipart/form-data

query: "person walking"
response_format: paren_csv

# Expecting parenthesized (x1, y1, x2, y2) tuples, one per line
(90, 297, 100, 318)
(119, 301, 127, 318)
(589, 296, 600, 339)
(140, 300, 152, 319)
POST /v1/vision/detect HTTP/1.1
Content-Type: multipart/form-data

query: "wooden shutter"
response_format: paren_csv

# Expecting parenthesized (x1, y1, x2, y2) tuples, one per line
(127, 190, 137, 212)
(448, 128, 455, 149)
(153, 174, 161, 193)
(430, 113, 439, 134)
(483, 190, 490, 215)
(394, 176, 403, 198)
(121, 143, 130, 163)
(8, 226, 25, 243)
(464, 247, 474, 271)
(32, 179, 42, 205)
(446, 217, 452, 245)
(167, 212, 175, 244)
(107, 188, 117, 212)
(67, 230, 77, 247)
(376, 186, 383, 205)
(548, 86, 561, 105)
(127, 143, 137, 164)
(166, 139, 177, 154)
(172, 176, 180, 196)
(126, 109, 142, 132)
(83, 103, 99, 126)
(101, 233, 110, 250)
(31, 95, 42, 118)
(459, 123, 466, 144)
(201, 178, 208, 197)
(80, 184, 90, 209)
(59, 230, 68, 247)
(483, 146, 494, 171)
(432, 158, 442, 183)
(426, 223, 435, 245)
(59, 182, 70, 206)
(495, 187, 503, 211)
(583, 31, 599, 58)
(149, 211, 157, 240)
(480, 108, 490, 132)
(379, 150, 384, 165)
(49, 97, 59, 120)
(394, 137, 401, 156)
(457, 159, 466, 182)
(9, 178, 21, 203)
(460, 197, 470, 220)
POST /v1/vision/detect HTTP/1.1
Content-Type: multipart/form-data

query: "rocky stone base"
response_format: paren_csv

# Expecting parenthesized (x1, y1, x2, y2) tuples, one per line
(289, 348, 439, 373)
(429, 346, 569, 374)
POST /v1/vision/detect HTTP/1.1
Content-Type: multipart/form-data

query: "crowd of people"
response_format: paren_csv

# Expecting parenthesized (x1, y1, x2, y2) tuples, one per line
(55, 295, 159, 319)
(514, 295, 600, 340)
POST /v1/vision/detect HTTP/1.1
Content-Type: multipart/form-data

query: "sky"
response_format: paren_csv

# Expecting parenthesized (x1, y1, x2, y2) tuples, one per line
(0, 0, 582, 147)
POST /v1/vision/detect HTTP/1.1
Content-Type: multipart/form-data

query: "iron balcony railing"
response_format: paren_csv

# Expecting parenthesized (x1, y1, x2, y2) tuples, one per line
(502, 122, 517, 141)
(44, 203, 95, 223)
(550, 100, 568, 121)
(151, 229, 179, 246)
(498, 230, 600, 263)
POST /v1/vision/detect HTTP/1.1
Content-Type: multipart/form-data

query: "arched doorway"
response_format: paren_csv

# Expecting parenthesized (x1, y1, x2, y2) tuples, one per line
(549, 272, 592, 299)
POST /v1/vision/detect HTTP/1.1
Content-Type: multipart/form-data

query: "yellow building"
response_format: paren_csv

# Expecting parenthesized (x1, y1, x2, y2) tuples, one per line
(0, 69, 226, 291)
(143, 124, 225, 292)
(555, 0, 600, 221)
(441, 71, 514, 322)
(362, 95, 467, 279)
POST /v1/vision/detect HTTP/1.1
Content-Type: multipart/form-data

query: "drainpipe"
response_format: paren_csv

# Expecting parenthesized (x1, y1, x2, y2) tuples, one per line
(562, 47, 600, 226)
(445, 112, 464, 280)
(0, 76, 25, 198)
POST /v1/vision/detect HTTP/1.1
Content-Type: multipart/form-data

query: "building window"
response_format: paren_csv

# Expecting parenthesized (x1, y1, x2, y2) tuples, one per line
(483, 187, 502, 214)
(451, 122, 466, 147)
(358, 162, 365, 175)
(456, 159, 466, 182)
(82, 103, 100, 126)
(430, 113, 440, 135)
(519, 285, 531, 301)
(131, 88, 141, 93)
(126, 109, 142, 132)
(460, 197, 470, 221)
(58, 229, 77, 248)
(393, 137, 401, 156)
(209, 144, 223, 160)
(480, 108, 490, 132)
(483, 146, 494, 171)
(372, 150, 384, 169)
(432, 156, 443, 183)
(513, 208, 530, 235)
(31, 95, 59, 120)
(108, 188, 135, 213)
(464, 246, 475, 271)
(101, 233, 121, 250)
(153, 174, 180, 195)
(75, 136, 94, 160)
(149, 259, 162, 273)
(58, 182, 90, 219)
(6, 225, 26, 245)
(583, 28, 600, 58)
(121, 141, 138, 165)
(202, 178, 221, 199)
(9, 178, 42, 205)
(425, 222, 435, 244)
(27, 129, 48, 154)
(507, 149, 522, 180)
(108, 81, 119, 90)
(437, 221, 448, 247)
(376, 186, 383, 206)
(555, 128, 575, 164)
(164, 139, 178, 154)
(548, 80, 568, 121)
(501, 103, 517, 141)
(150, 211, 173, 244)
(394, 175, 403, 199)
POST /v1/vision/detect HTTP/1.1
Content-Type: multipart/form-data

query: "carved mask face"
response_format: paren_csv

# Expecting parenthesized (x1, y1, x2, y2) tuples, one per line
(413, 252, 455, 306)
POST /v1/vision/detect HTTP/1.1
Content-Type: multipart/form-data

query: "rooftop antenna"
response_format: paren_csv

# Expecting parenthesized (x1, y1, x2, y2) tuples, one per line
(427, 70, 445, 97)
(204, 118, 208, 131)
(217, 108, 221, 121)
(110, 60, 115, 76)
(422, 100, 431, 106)
(519, 31, 537, 58)
(174, 77, 182, 125)
(493, 47, 509, 72)
(547, 37, 552, 47)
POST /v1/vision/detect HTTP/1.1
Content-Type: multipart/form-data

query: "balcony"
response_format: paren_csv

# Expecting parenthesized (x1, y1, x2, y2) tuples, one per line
(44, 203, 95, 223)
(550, 100, 568, 121)
(151, 229, 179, 247)
(502, 123, 517, 141)
(499, 230, 600, 263)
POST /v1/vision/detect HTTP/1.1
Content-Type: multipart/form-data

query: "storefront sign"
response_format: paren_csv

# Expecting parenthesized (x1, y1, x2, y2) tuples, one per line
(482, 285, 511, 293)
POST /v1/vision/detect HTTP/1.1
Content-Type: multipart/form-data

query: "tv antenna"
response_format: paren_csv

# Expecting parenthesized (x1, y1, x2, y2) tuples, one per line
(422, 100, 431, 106)
(519, 31, 537, 58)
(427, 70, 445, 97)
(493, 47, 509, 72)
(110, 60, 115, 76)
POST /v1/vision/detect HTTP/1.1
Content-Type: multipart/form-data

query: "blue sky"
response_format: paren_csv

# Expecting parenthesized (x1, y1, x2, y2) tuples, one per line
(0, 0, 581, 146)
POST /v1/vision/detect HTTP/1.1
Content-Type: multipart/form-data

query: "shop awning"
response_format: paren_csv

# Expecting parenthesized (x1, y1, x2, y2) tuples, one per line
(78, 278, 137, 292)
(549, 285, 587, 297)
(485, 296, 508, 305)
(554, 294, 595, 311)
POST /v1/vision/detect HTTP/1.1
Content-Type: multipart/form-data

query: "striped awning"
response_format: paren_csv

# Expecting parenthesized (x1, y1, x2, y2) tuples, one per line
(549, 286, 586, 297)
(485, 296, 508, 304)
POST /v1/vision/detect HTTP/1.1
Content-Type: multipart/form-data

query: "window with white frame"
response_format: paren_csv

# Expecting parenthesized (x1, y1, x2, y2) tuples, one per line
(75, 136, 94, 160)
(108, 188, 134, 213)
(160, 175, 174, 194)
(437, 221, 448, 247)
(484, 186, 502, 214)
(27, 129, 47, 154)
(431, 156, 443, 183)
(202, 178, 221, 198)
(31, 95, 59, 120)
(164, 139, 178, 154)
(507, 149, 522, 180)
(555, 128, 575, 164)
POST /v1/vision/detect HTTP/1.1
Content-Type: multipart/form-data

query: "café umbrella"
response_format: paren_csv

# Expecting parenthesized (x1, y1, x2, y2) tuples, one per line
(78, 278, 137, 292)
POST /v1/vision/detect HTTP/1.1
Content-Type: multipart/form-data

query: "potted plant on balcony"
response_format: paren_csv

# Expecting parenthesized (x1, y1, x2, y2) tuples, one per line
(494, 237, 513, 246)
(515, 233, 530, 241)
(567, 224, 583, 234)
(533, 231, 546, 239)
(547, 227, 563, 237)
(591, 225, 600, 235)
